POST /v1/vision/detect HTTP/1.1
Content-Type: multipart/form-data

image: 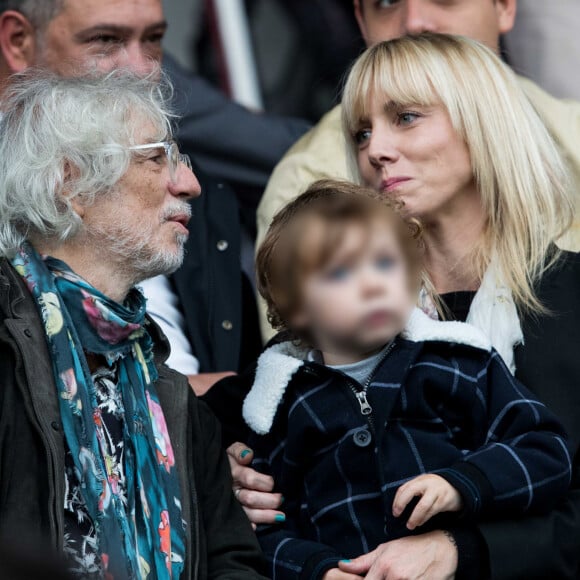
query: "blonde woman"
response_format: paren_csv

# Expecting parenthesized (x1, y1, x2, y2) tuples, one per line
(209, 33, 580, 580)
(336, 33, 580, 580)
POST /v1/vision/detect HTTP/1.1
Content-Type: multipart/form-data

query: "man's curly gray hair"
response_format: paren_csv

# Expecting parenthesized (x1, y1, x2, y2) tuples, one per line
(0, 69, 174, 257)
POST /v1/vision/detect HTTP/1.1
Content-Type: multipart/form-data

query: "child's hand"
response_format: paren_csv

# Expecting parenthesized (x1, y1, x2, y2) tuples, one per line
(392, 474, 463, 530)
(322, 568, 363, 580)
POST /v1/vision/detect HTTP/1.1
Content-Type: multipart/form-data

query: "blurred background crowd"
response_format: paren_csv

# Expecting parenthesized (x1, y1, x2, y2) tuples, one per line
(162, 0, 580, 124)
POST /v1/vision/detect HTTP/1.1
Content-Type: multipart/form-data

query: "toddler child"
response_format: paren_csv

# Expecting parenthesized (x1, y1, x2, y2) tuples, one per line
(232, 180, 572, 579)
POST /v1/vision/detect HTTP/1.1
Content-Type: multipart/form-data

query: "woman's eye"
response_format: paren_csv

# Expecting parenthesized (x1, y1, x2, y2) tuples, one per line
(376, 256, 396, 271)
(354, 128, 372, 145)
(397, 112, 420, 126)
(327, 266, 350, 281)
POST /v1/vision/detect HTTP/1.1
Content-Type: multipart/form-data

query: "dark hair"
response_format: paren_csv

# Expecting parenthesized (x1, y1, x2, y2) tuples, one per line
(256, 179, 423, 334)
(0, 0, 63, 29)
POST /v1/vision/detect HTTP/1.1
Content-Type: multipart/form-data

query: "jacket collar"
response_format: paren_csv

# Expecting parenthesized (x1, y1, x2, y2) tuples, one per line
(1, 258, 171, 367)
(243, 308, 491, 435)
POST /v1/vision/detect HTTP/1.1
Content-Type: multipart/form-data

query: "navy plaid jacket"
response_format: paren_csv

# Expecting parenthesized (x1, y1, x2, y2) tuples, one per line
(240, 311, 571, 580)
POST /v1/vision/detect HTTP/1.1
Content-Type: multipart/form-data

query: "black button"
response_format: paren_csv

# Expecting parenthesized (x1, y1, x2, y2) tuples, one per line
(23, 328, 32, 338)
(353, 428, 372, 447)
(50, 421, 61, 431)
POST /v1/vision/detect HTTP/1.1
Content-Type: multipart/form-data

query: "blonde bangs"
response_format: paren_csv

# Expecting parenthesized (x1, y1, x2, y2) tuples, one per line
(342, 42, 441, 140)
(342, 33, 575, 315)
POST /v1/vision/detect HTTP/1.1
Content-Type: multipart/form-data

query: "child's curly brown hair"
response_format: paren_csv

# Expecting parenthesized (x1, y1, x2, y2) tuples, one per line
(256, 179, 423, 335)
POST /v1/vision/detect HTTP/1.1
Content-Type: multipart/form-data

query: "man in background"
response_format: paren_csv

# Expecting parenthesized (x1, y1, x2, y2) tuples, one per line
(0, 0, 310, 391)
(505, 0, 580, 100)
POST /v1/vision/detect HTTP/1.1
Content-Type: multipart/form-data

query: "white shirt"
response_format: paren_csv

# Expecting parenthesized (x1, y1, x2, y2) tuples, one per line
(139, 275, 200, 375)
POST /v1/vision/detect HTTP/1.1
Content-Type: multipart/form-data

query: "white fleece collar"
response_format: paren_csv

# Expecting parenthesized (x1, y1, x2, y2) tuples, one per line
(243, 308, 491, 435)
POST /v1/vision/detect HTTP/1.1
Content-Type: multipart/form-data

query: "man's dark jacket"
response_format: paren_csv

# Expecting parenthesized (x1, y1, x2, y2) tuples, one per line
(165, 54, 306, 374)
(0, 259, 267, 579)
(165, 54, 310, 213)
(170, 165, 262, 374)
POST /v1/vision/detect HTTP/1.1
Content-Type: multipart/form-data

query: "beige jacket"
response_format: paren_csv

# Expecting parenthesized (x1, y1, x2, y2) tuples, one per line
(257, 77, 580, 340)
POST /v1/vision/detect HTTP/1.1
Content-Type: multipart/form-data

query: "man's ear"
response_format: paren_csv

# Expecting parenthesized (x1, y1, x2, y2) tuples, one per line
(0, 10, 37, 73)
(68, 194, 85, 220)
(496, 0, 517, 35)
(63, 162, 85, 219)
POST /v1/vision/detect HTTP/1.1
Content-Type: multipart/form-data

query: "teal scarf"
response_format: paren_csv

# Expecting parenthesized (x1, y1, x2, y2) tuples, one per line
(13, 243, 185, 579)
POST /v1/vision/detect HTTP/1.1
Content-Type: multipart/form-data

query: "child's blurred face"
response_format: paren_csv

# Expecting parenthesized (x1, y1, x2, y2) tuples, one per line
(292, 219, 415, 360)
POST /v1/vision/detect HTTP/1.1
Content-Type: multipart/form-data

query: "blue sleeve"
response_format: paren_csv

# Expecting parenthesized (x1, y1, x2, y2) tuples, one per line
(249, 421, 343, 579)
(438, 349, 571, 517)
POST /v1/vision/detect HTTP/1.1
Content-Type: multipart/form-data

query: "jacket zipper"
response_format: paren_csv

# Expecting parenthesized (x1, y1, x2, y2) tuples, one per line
(345, 340, 396, 431)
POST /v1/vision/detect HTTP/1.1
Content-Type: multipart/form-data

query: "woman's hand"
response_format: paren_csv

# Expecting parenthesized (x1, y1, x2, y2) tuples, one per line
(392, 474, 463, 530)
(226, 442, 285, 526)
(322, 569, 363, 579)
(338, 530, 458, 580)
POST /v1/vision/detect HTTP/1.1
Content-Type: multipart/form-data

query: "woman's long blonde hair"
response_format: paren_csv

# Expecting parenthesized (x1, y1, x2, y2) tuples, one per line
(342, 33, 574, 314)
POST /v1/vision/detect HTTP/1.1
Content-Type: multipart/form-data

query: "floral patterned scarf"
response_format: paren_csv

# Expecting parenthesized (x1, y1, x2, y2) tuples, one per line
(12, 243, 185, 579)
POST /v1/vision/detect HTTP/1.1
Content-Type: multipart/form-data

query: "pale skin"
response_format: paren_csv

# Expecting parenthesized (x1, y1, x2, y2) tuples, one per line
(0, 0, 235, 393)
(290, 221, 415, 364)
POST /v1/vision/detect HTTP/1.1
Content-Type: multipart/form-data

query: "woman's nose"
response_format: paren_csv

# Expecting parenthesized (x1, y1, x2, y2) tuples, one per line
(367, 130, 399, 169)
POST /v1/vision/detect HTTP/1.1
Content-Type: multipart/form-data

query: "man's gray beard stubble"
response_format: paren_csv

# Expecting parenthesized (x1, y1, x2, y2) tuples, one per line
(88, 202, 191, 285)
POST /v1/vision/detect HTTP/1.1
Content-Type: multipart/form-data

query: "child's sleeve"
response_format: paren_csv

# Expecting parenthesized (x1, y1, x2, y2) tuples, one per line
(436, 349, 571, 518)
(249, 411, 344, 580)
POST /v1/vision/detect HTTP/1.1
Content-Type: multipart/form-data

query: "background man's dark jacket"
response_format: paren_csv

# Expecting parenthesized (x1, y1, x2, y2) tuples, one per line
(0, 259, 267, 580)
(170, 163, 262, 374)
(165, 55, 308, 374)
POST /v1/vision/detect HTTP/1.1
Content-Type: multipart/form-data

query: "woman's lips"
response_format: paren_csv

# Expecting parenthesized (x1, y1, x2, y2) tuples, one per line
(381, 177, 411, 193)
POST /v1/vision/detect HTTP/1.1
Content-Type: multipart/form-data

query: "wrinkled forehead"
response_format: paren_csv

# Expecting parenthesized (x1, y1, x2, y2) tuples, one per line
(45, 0, 166, 62)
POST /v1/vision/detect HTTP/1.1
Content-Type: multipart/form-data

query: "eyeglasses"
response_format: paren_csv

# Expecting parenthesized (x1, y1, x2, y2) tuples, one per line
(128, 140, 192, 184)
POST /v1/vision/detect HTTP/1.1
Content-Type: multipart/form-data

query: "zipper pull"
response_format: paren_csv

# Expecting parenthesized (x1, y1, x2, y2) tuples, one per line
(355, 391, 373, 415)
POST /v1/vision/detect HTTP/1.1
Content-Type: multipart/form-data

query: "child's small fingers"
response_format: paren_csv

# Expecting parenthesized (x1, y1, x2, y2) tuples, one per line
(406, 492, 437, 530)
(393, 481, 421, 517)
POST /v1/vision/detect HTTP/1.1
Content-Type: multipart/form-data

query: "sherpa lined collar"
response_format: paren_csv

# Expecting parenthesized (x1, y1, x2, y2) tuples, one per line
(243, 308, 491, 435)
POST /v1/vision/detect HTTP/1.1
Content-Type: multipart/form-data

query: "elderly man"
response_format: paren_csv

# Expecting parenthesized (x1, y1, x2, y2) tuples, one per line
(0, 71, 266, 579)
(0, 0, 309, 392)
